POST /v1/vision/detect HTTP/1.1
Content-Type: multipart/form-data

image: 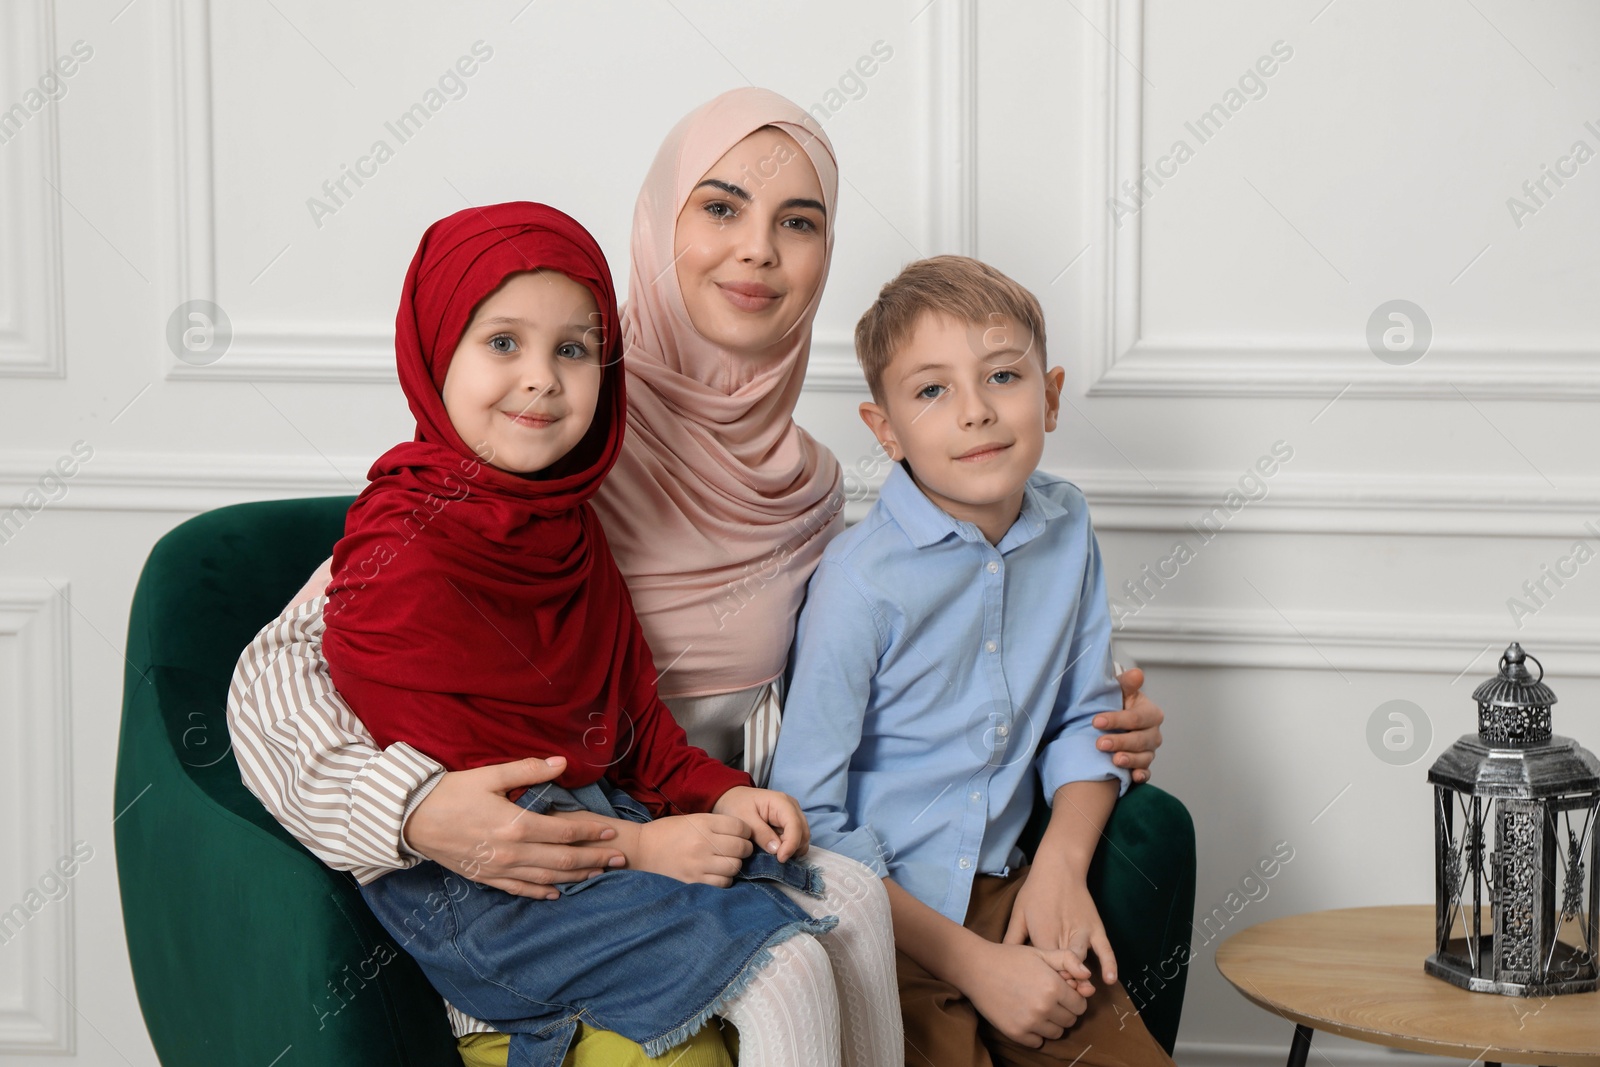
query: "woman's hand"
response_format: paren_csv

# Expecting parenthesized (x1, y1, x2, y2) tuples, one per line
(1092, 668, 1165, 784)
(403, 756, 626, 901)
(712, 786, 811, 861)
(631, 813, 754, 886)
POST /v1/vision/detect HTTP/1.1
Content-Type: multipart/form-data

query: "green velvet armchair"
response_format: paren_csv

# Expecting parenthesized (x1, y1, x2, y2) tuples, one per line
(115, 496, 1195, 1066)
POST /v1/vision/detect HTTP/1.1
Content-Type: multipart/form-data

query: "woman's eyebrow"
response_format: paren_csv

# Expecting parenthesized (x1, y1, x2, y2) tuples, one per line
(694, 178, 750, 201)
(693, 182, 827, 218)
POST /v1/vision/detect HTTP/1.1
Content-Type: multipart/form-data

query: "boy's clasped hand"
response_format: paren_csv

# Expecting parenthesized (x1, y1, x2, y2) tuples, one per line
(963, 939, 1095, 1048)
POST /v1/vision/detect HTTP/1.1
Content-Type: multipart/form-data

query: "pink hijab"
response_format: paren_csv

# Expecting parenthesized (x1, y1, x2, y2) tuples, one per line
(590, 88, 845, 698)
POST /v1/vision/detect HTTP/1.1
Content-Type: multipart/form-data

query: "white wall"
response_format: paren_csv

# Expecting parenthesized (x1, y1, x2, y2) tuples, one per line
(1, 1, 1596, 1063)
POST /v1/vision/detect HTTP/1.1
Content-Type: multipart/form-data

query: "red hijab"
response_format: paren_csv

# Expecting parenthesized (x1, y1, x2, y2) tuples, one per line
(322, 203, 745, 810)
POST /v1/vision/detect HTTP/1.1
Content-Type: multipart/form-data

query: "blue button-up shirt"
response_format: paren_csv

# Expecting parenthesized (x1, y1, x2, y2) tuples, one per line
(770, 463, 1128, 925)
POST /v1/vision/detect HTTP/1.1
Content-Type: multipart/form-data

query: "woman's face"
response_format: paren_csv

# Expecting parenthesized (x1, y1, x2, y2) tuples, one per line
(673, 127, 828, 359)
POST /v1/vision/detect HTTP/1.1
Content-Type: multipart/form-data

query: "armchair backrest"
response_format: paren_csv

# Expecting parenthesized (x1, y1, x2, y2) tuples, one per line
(115, 497, 459, 1066)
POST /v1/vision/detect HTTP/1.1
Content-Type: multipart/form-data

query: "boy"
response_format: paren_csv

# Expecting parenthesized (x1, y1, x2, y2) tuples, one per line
(769, 256, 1174, 1067)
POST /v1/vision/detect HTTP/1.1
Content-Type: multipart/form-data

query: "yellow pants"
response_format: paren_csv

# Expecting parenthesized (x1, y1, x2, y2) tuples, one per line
(458, 1020, 737, 1067)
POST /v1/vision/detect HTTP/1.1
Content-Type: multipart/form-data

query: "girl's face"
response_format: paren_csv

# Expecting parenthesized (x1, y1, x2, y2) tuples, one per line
(673, 127, 828, 360)
(442, 270, 604, 475)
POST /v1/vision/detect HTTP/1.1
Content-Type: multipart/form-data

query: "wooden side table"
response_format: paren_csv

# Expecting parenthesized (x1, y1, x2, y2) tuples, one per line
(1215, 906, 1600, 1067)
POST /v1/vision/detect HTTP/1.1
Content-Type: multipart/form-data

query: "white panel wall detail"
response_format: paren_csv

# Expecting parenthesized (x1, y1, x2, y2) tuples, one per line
(0, 581, 74, 1052)
(1085, 0, 1600, 399)
(0, 0, 67, 379)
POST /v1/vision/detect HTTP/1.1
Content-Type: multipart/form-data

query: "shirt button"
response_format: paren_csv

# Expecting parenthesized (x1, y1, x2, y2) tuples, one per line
(985, 640, 998, 654)
(958, 857, 972, 869)
(969, 791, 982, 802)
(995, 724, 1009, 738)
(986, 561, 999, 574)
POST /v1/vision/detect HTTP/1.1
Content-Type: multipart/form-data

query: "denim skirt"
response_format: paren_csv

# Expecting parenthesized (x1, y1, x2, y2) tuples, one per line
(359, 780, 837, 1067)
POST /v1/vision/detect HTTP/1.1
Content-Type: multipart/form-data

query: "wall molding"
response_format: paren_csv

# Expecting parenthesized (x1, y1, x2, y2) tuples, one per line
(0, 451, 361, 515)
(0, 0, 66, 379)
(159, 0, 975, 387)
(923, 0, 977, 258)
(1113, 603, 1600, 678)
(1072, 468, 1600, 539)
(165, 327, 393, 384)
(799, 334, 863, 392)
(6, 451, 1600, 539)
(1084, 0, 1600, 400)
(0, 581, 74, 1052)
(841, 462, 1600, 539)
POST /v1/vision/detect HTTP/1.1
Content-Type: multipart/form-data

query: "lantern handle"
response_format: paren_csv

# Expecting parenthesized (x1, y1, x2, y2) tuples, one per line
(1500, 642, 1544, 684)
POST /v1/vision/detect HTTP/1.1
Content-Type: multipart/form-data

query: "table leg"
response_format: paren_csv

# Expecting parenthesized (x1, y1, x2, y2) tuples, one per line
(1286, 1024, 1314, 1067)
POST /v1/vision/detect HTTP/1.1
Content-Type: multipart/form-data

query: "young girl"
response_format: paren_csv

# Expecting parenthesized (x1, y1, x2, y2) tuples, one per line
(321, 201, 840, 1067)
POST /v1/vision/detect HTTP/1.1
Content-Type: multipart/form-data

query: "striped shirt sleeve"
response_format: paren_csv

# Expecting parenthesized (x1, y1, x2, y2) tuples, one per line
(226, 594, 446, 885)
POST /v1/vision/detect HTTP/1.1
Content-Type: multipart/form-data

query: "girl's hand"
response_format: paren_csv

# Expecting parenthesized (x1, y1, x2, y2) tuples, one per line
(404, 756, 625, 901)
(1092, 668, 1164, 784)
(632, 813, 753, 886)
(712, 786, 811, 862)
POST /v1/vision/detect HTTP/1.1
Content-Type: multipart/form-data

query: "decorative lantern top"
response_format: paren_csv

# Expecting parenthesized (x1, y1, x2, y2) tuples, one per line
(1430, 643, 1598, 800)
(1470, 642, 1555, 744)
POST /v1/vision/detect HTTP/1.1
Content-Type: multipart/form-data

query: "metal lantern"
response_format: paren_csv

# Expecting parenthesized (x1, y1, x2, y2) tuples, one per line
(1426, 643, 1600, 995)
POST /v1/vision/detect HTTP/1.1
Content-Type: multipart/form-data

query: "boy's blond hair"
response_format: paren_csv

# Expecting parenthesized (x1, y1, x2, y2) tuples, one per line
(854, 255, 1048, 405)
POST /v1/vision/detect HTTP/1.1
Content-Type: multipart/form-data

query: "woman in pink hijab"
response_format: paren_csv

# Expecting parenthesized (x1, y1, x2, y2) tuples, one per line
(230, 88, 1165, 1067)
(590, 90, 849, 780)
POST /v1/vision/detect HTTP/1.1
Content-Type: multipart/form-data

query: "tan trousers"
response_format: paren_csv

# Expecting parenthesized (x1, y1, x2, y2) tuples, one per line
(898, 867, 1176, 1067)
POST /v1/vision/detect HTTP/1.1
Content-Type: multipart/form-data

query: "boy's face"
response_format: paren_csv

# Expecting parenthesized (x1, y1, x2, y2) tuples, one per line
(859, 311, 1064, 541)
(442, 270, 604, 475)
